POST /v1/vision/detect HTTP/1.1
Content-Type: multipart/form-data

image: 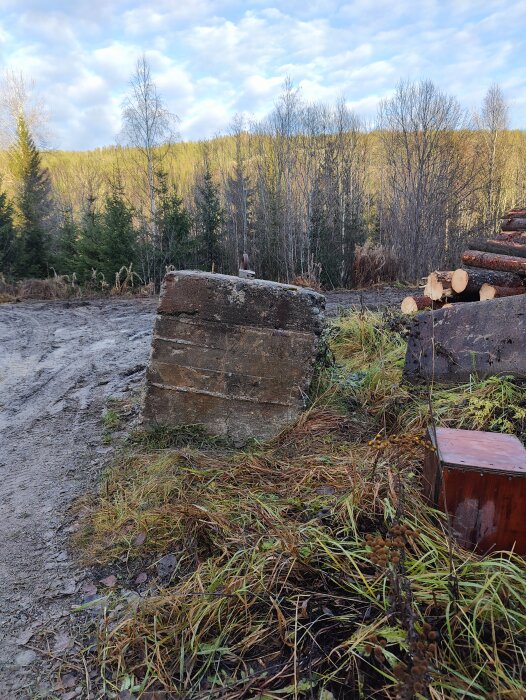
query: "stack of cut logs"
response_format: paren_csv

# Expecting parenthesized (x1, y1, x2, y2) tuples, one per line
(401, 208, 526, 314)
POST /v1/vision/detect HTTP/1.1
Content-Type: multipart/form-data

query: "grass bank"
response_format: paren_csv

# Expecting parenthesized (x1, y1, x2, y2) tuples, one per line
(77, 310, 526, 699)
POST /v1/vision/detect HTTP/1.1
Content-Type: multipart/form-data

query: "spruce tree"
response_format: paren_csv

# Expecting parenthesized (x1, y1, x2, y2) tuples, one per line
(100, 178, 137, 282)
(155, 171, 193, 274)
(53, 209, 79, 276)
(77, 195, 106, 283)
(195, 160, 223, 270)
(0, 190, 17, 278)
(8, 114, 51, 278)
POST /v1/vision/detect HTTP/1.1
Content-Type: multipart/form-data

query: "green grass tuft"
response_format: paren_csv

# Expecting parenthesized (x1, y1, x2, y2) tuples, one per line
(102, 408, 121, 430)
(128, 423, 237, 450)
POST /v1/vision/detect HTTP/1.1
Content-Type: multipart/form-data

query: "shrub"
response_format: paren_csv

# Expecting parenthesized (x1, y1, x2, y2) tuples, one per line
(352, 240, 399, 287)
(17, 276, 70, 300)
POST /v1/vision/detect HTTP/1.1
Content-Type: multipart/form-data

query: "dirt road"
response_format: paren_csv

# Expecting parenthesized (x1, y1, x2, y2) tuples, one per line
(0, 298, 157, 697)
(0, 288, 413, 697)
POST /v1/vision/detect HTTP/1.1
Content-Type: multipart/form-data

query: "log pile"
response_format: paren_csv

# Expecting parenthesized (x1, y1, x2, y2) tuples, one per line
(401, 207, 526, 313)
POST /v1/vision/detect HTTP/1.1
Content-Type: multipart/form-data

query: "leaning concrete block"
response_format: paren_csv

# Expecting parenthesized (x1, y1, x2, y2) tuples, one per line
(143, 271, 325, 441)
(404, 295, 526, 383)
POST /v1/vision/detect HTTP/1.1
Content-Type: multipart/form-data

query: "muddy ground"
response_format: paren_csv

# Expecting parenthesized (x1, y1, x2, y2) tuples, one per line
(0, 287, 416, 698)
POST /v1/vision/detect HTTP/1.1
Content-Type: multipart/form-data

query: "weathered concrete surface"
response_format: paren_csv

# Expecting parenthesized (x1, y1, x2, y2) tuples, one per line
(144, 271, 325, 441)
(157, 270, 325, 332)
(404, 295, 526, 383)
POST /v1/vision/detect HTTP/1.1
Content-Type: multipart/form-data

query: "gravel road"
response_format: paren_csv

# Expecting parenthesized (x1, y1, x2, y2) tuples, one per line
(0, 287, 414, 697)
(0, 298, 157, 697)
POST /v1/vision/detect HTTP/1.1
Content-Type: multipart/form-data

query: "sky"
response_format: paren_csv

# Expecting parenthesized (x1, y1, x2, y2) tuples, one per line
(0, 0, 525, 150)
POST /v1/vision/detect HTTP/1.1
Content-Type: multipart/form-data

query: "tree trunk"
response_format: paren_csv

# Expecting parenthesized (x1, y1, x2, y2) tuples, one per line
(501, 217, 526, 231)
(460, 250, 526, 276)
(404, 294, 526, 384)
(452, 266, 523, 294)
(479, 284, 526, 300)
(424, 270, 454, 300)
(468, 238, 526, 259)
(401, 295, 444, 313)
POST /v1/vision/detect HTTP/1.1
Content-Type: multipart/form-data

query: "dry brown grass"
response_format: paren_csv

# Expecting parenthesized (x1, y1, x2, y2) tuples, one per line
(111, 263, 143, 296)
(0, 274, 17, 303)
(17, 277, 71, 300)
(353, 241, 399, 287)
(0, 267, 156, 303)
(292, 274, 323, 292)
(0, 272, 80, 302)
(76, 311, 526, 699)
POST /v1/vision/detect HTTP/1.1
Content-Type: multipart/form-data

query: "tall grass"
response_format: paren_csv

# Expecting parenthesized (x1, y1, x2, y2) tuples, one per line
(0, 266, 156, 303)
(78, 310, 526, 698)
(352, 242, 399, 288)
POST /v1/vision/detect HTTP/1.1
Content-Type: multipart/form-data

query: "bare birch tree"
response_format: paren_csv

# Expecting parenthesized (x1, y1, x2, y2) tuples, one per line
(476, 84, 509, 233)
(0, 70, 50, 150)
(378, 80, 474, 279)
(120, 54, 178, 283)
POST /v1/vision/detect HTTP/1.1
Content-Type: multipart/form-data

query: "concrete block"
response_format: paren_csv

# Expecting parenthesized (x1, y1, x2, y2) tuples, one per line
(404, 295, 526, 383)
(143, 271, 325, 441)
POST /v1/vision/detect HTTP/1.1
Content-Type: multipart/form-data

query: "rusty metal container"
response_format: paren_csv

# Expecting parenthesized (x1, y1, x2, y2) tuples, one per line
(423, 427, 526, 554)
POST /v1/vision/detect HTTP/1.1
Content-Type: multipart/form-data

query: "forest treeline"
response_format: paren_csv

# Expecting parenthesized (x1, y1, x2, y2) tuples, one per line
(0, 65, 524, 289)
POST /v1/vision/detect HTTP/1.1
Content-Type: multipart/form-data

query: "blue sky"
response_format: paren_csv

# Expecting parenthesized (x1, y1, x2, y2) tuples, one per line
(1, 0, 525, 150)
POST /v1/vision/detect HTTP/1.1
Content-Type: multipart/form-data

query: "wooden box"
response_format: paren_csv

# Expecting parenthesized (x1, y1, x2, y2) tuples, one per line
(423, 427, 526, 554)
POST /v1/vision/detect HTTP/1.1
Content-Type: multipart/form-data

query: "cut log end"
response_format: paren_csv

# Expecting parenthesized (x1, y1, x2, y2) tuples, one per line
(479, 284, 496, 300)
(424, 277, 443, 301)
(424, 271, 454, 300)
(401, 295, 443, 314)
(401, 296, 418, 313)
(451, 266, 522, 295)
(451, 268, 469, 294)
(480, 284, 526, 301)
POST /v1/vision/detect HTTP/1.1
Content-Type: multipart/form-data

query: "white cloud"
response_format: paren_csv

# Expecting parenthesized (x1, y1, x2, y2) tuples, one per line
(0, 0, 524, 149)
(122, 0, 215, 35)
(183, 97, 233, 140)
(92, 43, 139, 82)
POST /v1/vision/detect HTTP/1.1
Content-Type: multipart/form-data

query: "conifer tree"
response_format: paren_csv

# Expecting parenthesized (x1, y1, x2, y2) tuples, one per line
(77, 182, 137, 285)
(76, 195, 106, 283)
(100, 177, 137, 282)
(195, 160, 223, 270)
(8, 113, 51, 277)
(53, 209, 79, 276)
(0, 189, 17, 277)
(155, 170, 193, 274)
